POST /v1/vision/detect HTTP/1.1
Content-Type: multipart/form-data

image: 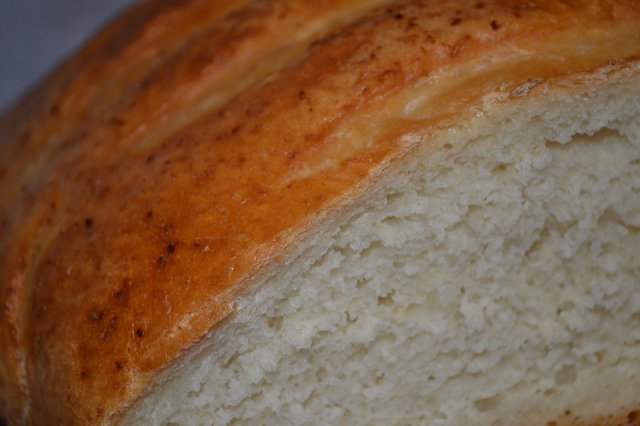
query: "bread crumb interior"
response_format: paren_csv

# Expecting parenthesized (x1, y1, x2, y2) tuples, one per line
(123, 74, 640, 426)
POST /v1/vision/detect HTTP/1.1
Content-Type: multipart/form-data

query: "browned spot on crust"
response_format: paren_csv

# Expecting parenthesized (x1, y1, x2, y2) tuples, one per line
(548, 408, 640, 426)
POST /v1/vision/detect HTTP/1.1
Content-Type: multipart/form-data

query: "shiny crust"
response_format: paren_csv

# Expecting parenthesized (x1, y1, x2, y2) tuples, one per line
(1, 0, 639, 424)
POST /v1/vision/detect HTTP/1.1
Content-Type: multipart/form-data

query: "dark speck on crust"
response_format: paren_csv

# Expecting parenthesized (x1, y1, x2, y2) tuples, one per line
(491, 20, 501, 30)
(157, 255, 168, 265)
(84, 217, 93, 229)
(135, 328, 144, 337)
(450, 17, 462, 26)
(109, 116, 126, 127)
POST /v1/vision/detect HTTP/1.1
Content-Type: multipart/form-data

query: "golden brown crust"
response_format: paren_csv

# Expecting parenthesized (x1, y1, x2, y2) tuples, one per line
(1, 0, 640, 424)
(549, 408, 640, 426)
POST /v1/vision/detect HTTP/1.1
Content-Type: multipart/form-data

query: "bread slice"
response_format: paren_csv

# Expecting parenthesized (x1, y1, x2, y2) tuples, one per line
(123, 66, 640, 426)
(1, 1, 639, 425)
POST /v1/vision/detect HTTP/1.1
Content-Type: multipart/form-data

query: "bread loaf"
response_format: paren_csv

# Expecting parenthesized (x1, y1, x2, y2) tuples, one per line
(1, 1, 640, 424)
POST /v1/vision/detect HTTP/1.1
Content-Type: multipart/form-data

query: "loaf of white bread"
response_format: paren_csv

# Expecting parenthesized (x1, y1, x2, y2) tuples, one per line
(1, 0, 640, 424)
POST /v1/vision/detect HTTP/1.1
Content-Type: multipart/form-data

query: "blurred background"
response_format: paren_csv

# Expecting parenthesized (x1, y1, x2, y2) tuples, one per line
(0, 0, 138, 112)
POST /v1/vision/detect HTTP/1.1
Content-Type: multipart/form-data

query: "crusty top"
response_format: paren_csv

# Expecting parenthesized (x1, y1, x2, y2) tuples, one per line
(1, 0, 639, 424)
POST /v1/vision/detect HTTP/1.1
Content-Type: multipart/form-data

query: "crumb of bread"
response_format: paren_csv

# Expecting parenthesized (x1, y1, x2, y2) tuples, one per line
(123, 72, 640, 426)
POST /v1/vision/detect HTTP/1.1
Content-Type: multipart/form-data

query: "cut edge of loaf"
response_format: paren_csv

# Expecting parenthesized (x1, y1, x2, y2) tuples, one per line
(118, 63, 640, 425)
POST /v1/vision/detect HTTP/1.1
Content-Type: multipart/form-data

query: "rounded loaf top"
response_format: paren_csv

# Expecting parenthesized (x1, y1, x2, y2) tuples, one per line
(1, 0, 639, 423)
